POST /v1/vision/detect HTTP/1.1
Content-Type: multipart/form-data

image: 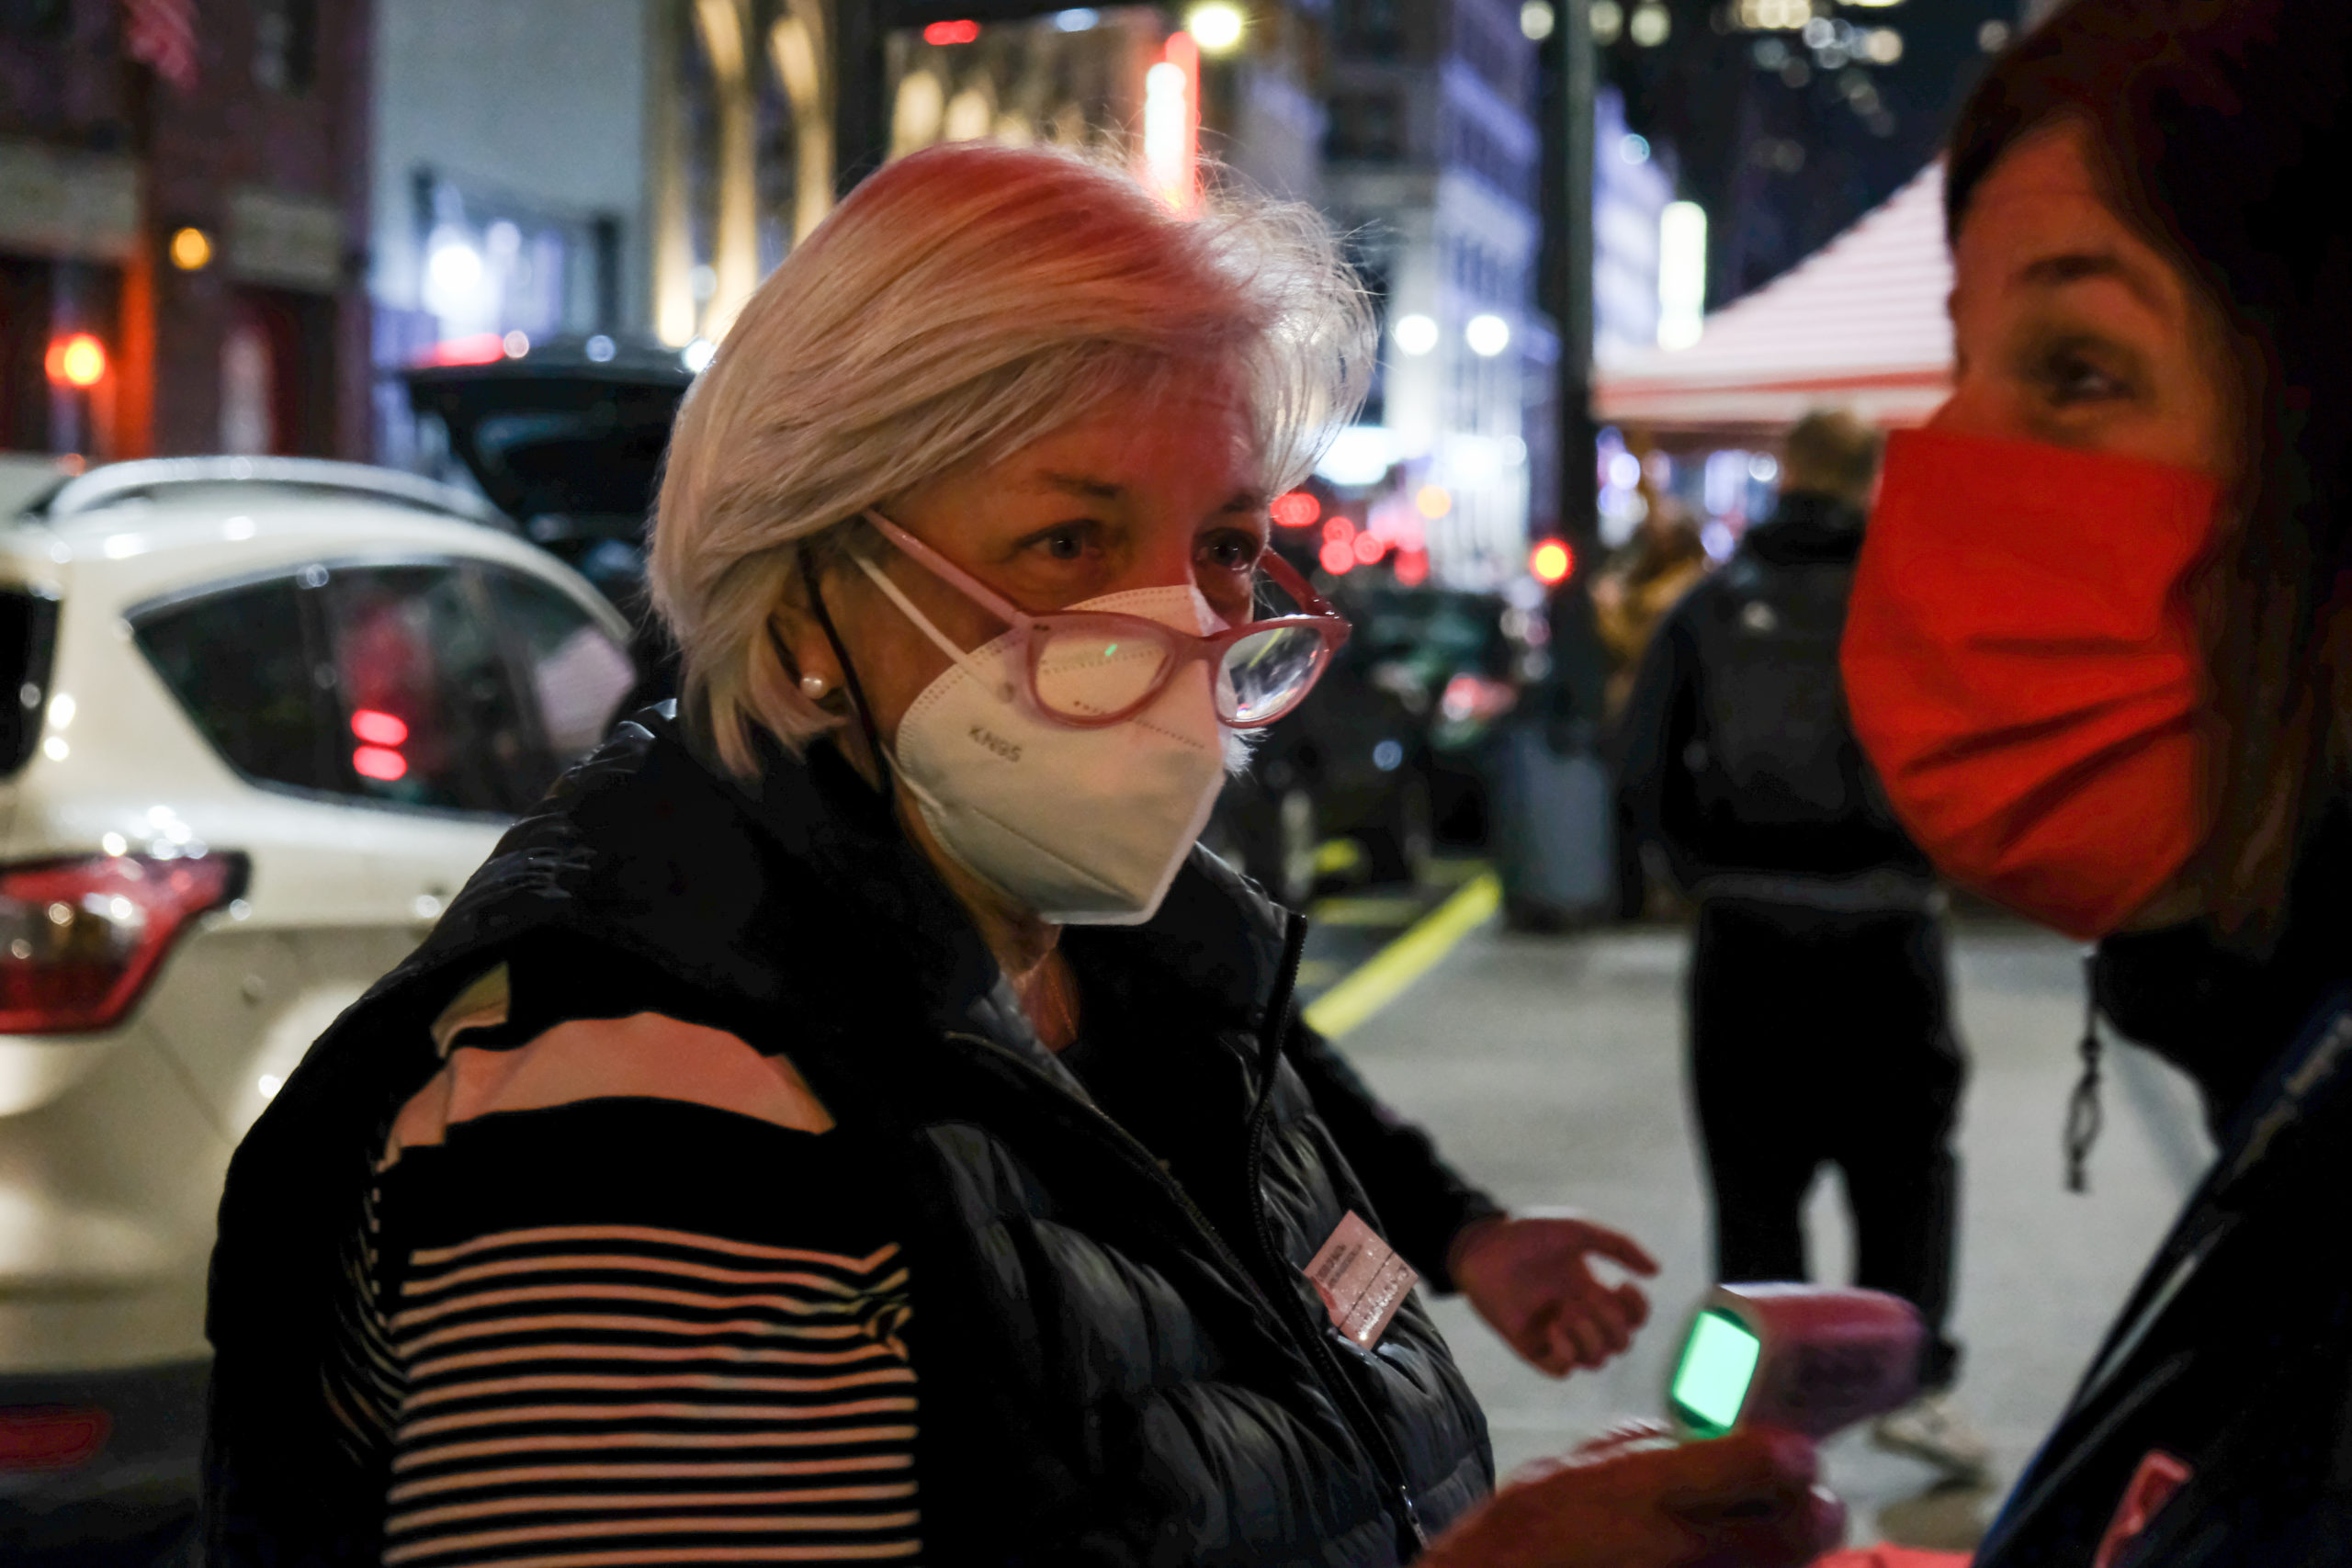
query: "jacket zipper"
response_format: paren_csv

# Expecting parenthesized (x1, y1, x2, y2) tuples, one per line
(946, 909, 1431, 1558)
(1245, 910, 1430, 1554)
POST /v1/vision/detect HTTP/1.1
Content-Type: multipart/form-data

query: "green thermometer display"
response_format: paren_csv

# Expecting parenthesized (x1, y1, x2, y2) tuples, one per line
(1669, 1308, 1764, 1437)
(1665, 1285, 1923, 1441)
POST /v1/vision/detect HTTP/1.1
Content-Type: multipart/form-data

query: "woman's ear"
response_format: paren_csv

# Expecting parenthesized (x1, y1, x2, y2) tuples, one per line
(774, 604, 843, 705)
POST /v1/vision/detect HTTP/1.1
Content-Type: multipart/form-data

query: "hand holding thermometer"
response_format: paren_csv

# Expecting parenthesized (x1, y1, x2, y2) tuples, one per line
(1668, 1283, 1925, 1441)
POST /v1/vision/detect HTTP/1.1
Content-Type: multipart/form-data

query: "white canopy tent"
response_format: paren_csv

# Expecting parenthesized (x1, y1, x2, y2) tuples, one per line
(1595, 162, 1954, 446)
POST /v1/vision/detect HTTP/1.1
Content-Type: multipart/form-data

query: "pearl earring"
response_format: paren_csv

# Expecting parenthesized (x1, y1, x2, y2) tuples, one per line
(800, 672, 830, 699)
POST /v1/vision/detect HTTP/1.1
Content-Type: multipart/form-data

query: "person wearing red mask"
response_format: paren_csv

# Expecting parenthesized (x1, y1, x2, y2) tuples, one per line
(1842, 1, 2352, 1560)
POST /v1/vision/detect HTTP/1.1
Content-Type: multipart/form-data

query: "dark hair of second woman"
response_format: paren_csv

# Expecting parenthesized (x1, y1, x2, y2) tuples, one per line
(1946, 0, 2352, 942)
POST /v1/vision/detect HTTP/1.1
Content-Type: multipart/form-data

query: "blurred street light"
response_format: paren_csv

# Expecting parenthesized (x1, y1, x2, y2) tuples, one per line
(1394, 313, 1440, 355)
(1628, 3, 1669, 46)
(1590, 0, 1623, 44)
(1520, 1, 1555, 41)
(168, 226, 213, 271)
(1184, 2, 1245, 54)
(1658, 201, 1708, 350)
(45, 333, 107, 389)
(1465, 313, 1512, 356)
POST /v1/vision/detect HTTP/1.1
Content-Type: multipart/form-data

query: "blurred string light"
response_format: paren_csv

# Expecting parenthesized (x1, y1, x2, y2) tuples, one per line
(1393, 313, 1439, 355)
(1415, 485, 1452, 519)
(1737, 0, 1808, 29)
(503, 330, 530, 358)
(1621, 133, 1650, 164)
(1628, 3, 1669, 46)
(1519, 0, 1554, 41)
(1589, 0, 1623, 44)
(168, 226, 212, 271)
(1863, 28, 1902, 62)
(1271, 490, 1320, 528)
(1464, 314, 1511, 357)
(1184, 2, 1245, 54)
(1657, 201, 1709, 350)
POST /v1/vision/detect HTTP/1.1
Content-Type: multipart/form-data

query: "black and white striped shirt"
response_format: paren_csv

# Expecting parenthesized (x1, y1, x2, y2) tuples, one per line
(330, 972, 922, 1565)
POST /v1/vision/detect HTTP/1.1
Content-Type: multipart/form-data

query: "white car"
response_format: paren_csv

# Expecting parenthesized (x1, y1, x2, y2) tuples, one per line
(0, 457, 637, 1560)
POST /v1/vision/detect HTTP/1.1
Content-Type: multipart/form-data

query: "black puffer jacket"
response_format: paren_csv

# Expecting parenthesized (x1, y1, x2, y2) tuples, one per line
(202, 711, 1497, 1564)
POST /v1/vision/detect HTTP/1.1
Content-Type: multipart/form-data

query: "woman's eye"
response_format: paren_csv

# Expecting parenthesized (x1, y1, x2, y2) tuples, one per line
(1029, 525, 1094, 562)
(1198, 530, 1263, 573)
(2038, 345, 2132, 407)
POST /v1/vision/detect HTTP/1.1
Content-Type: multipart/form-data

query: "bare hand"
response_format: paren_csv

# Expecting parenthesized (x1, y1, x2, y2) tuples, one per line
(1419, 1422, 1844, 1568)
(1452, 1211, 1660, 1376)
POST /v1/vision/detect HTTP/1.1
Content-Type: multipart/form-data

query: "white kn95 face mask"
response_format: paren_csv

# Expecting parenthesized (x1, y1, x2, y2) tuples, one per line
(856, 558, 1230, 926)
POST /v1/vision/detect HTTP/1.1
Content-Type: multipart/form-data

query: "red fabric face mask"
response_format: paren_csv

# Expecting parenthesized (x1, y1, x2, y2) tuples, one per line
(1840, 427, 2221, 940)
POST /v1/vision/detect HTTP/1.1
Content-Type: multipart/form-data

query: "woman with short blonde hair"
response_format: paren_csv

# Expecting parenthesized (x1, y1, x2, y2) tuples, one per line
(203, 142, 1829, 1568)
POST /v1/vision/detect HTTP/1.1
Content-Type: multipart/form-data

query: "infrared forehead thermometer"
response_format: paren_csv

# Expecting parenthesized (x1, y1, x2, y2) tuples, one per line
(1668, 1284, 1924, 1440)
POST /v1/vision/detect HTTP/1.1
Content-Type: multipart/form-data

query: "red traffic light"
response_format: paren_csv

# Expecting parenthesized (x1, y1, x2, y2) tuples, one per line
(1530, 538, 1575, 585)
(45, 333, 107, 389)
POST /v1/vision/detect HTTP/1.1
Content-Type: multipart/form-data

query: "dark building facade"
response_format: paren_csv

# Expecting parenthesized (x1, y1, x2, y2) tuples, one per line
(1, 0, 370, 462)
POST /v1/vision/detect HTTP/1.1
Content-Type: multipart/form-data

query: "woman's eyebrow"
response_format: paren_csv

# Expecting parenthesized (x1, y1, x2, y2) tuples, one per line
(2011, 249, 2165, 312)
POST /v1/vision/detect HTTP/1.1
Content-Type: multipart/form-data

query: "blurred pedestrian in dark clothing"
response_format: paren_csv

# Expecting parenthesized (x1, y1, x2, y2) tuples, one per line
(1616, 410, 1984, 1480)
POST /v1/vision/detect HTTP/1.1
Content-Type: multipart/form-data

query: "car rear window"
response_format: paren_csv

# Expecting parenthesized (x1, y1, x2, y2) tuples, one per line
(319, 563, 542, 816)
(134, 578, 338, 793)
(483, 568, 635, 761)
(0, 586, 60, 778)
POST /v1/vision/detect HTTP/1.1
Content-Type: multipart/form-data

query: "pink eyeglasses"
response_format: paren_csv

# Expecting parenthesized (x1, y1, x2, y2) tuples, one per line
(857, 510, 1351, 729)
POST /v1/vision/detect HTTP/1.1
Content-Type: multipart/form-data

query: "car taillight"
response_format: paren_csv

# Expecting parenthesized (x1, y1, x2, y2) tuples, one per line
(0, 1406, 108, 1472)
(0, 853, 243, 1034)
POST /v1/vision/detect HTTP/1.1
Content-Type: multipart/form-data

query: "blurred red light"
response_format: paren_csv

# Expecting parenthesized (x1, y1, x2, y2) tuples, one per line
(353, 746, 409, 782)
(1272, 491, 1321, 528)
(1352, 530, 1386, 565)
(1318, 539, 1356, 575)
(923, 18, 980, 42)
(1321, 516, 1355, 547)
(1396, 548, 1430, 587)
(421, 333, 506, 367)
(1530, 538, 1575, 585)
(349, 708, 410, 747)
(44, 333, 107, 389)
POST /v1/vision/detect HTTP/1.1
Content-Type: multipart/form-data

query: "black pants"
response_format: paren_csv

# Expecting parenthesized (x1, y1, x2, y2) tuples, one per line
(1689, 897, 1967, 1389)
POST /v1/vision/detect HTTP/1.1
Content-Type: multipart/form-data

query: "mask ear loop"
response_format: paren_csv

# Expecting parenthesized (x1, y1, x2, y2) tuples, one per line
(851, 553, 1017, 704)
(2065, 944, 2105, 1193)
(799, 545, 898, 806)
